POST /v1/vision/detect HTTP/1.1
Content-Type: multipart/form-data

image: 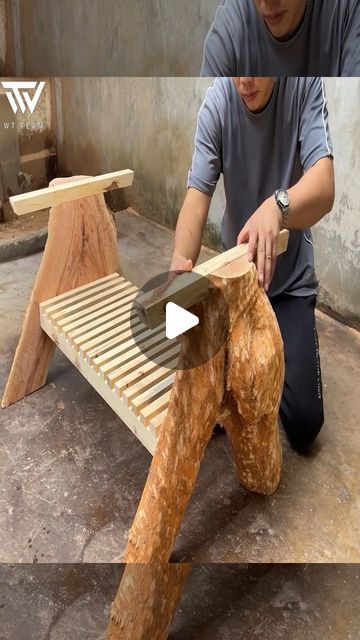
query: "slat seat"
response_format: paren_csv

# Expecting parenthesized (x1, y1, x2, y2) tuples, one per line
(40, 273, 180, 455)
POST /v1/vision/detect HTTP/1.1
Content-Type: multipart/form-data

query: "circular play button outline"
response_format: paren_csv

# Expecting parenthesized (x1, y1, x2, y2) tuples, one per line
(130, 270, 229, 371)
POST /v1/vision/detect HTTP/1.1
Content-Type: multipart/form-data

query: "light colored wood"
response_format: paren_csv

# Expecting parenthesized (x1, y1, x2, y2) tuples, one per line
(121, 359, 177, 405)
(93, 326, 165, 371)
(139, 389, 173, 425)
(40, 307, 157, 455)
(135, 229, 289, 329)
(83, 320, 147, 361)
(70, 307, 138, 346)
(59, 289, 138, 335)
(99, 331, 172, 378)
(79, 317, 142, 356)
(52, 281, 133, 324)
(105, 341, 179, 387)
(106, 564, 190, 640)
(114, 347, 179, 394)
(40, 273, 119, 309)
(10, 169, 134, 216)
(1, 178, 121, 408)
(134, 374, 175, 424)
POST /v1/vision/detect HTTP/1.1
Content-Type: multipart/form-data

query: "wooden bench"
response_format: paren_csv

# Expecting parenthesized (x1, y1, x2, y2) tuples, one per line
(2, 172, 289, 565)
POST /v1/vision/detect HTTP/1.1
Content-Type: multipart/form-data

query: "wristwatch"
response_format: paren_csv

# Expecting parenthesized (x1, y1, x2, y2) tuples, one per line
(274, 189, 290, 229)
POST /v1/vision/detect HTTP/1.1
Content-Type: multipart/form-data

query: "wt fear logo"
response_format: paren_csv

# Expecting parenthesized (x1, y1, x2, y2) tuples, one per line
(1, 81, 45, 114)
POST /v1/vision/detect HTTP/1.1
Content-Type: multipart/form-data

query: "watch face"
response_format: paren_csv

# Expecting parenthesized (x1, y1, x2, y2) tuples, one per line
(278, 190, 289, 207)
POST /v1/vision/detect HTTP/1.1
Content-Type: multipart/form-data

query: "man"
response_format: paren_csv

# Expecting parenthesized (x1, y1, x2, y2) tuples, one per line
(201, 0, 360, 76)
(170, 77, 335, 452)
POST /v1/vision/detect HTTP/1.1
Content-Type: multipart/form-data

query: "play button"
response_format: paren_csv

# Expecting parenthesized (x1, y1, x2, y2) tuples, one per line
(165, 302, 199, 339)
(130, 270, 229, 371)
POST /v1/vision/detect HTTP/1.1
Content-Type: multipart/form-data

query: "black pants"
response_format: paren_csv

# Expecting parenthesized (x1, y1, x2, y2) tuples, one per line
(270, 293, 324, 451)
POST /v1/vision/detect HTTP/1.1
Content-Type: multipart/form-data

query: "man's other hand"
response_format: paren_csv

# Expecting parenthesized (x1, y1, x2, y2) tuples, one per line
(237, 197, 282, 293)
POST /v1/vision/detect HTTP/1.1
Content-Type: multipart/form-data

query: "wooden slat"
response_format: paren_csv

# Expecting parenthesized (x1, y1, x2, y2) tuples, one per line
(149, 408, 168, 434)
(121, 358, 178, 405)
(92, 325, 165, 370)
(131, 374, 175, 415)
(103, 338, 177, 384)
(53, 281, 134, 324)
(59, 288, 137, 335)
(98, 331, 169, 376)
(83, 320, 147, 361)
(40, 273, 121, 313)
(80, 315, 144, 357)
(114, 346, 179, 394)
(67, 303, 137, 342)
(139, 389, 173, 426)
(39, 307, 157, 455)
(71, 309, 139, 350)
(135, 230, 289, 329)
(10, 170, 134, 216)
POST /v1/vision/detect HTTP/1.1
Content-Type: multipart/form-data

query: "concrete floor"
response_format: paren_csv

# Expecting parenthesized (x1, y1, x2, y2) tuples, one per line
(0, 209, 359, 563)
(0, 564, 359, 639)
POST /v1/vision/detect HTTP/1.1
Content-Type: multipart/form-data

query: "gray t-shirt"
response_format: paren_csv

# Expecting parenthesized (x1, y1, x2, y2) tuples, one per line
(202, 0, 360, 76)
(188, 77, 333, 298)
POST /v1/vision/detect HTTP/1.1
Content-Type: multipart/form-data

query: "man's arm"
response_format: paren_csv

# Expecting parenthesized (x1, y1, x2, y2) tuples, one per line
(170, 188, 212, 272)
(238, 156, 335, 292)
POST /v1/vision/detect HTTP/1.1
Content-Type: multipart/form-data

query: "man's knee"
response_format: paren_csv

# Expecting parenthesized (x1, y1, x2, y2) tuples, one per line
(280, 401, 324, 452)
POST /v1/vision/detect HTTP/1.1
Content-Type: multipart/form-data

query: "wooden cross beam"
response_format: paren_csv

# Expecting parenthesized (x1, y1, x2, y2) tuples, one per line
(135, 229, 289, 329)
(9, 170, 134, 216)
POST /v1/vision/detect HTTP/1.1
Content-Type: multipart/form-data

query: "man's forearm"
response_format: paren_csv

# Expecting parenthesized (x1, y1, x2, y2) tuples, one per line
(286, 157, 335, 229)
(171, 188, 211, 269)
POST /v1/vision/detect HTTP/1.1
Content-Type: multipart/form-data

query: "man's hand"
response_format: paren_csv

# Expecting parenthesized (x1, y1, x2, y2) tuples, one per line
(169, 254, 193, 275)
(237, 196, 282, 293)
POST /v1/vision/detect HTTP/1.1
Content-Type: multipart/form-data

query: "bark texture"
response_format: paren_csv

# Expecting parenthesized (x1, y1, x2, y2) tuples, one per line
(106, 563, 190, 640)
(125, 264, 284, 563)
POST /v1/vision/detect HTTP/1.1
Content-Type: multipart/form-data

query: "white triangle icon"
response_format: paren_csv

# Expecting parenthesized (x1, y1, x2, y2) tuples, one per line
(166, 302, 199, 340)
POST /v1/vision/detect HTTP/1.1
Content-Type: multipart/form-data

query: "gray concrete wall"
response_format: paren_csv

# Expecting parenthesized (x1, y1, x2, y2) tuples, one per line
(7, 0, 219, 76)
(0, 0, 6, 72)
(55, 77, 360, 323)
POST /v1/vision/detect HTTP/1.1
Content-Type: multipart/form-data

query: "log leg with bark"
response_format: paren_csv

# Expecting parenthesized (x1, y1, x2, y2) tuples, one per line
(106, 563, 191, 640)
(125, 264, 284, 563)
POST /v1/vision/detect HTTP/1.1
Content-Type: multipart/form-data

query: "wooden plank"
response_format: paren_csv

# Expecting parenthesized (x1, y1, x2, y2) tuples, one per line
(52, 281, 134, 323)
(149, 408, 168, 434)
(103, 339, 177, 385)
(79, 316, 142, 355)
(40, 273, 119, 310)
(139, 389, 173, 426)
(121, 358, 178, 405)
(40, 273, 119, 311)
(58, 288, 137, 334)
(83, 320, 148, 361)
(71, 308, 139, 349)
(114, 346, 179, 394)
(92, 325, 165, 370)
(131, 374, 175, 415)
(135, 230, 289, 329)
(10, 170, 134, 216)
(67, 303, 137, 341)
(39, 310, 156, 455)
(97, 331, 170, 376)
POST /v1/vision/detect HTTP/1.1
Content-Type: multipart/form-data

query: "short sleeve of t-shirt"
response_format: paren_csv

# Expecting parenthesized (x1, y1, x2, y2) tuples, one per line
(341, 0, 360, 75)
(201, 1, 238, 76)
(187, 83, 222, 197)
(298, 78, 334, 172)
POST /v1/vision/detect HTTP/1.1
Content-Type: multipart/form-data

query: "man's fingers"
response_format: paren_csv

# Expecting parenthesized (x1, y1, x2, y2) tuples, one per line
(247, 229, 258, 263)
(237, 227, 249, 246)
(270, 238, 278, 285)
(256, 234, 265, 287)
(264, 236, 273, 293)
